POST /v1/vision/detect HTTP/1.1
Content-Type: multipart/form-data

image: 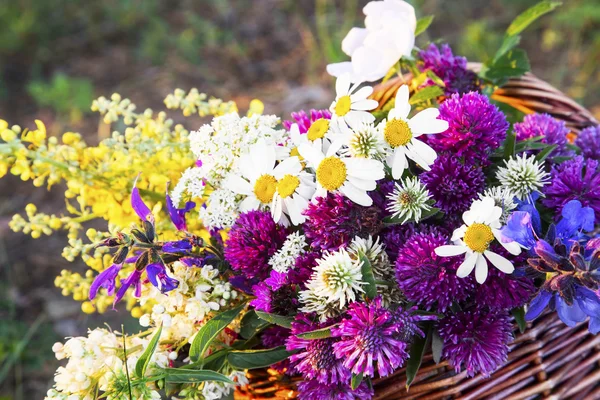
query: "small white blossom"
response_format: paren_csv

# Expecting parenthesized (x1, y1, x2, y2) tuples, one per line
(480, 187, 517, 222)
(386, 177, 432, 223)
(496, 154, 550, 201)
(268, 232, 307, 273)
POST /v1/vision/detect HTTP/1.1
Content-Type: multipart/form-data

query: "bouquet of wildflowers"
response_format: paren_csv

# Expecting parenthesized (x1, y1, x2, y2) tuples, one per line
(3, 1, 600, 399)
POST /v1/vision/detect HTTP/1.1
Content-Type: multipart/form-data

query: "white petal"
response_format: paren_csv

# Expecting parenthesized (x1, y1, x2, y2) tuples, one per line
(435, 245, 468, 257)
(391, 148, 407, 179)
(350, 86, 374, 101)
(240, 196, 260, 212)
(273, 157, 302, 178)
(225, 176, 253, 196)
(407, 139, 437, 168)
(394, 85, 411, 120)
(348, 176, 377, 191)
(484, 250, 515, 275)
(271, 195, 283, 223)
(312, 186, 328, 203)
(457, 252, 478, 278)
(340, 182, 373, 206)
(239, 153, 259, 182)
(408, 108, 448, 135)
(345, 110, 375, 128)
(341, 27, 368, 56)
(344, 158, 384, 180)
(326, 62, 354, 78)
(451, 225, 467, 242)
(475, 254, 489, 284)
(285, 196, 305, 225)
(298, 144, 324, 168)
(351, 98, 379, 111)
(336, 73, 352, 96)
(484, 206, 503, 225)
(493, 229, 522, 255)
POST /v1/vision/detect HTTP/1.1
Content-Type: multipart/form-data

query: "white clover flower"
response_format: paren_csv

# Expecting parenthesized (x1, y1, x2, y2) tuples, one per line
(496, 153, 550, 201)
(329, 74, 379, 134)
(386, 177, 432, 223)
(299, 140, 384, 206)
(435, 197, 522, 284)
(480, 187, 517, 223)
(268, 232, 307, 273)
(198, 188, 240, 229)
(327, 0, 416, 83)
(300, 249, 365, 311)
(382, 85, 449, 179)
(335, 121, 387, 159)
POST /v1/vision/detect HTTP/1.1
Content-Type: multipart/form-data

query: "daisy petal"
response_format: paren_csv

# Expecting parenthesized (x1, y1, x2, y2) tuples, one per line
(408, 108, 448, 134)
(298, 144, 324, 167)
(340, 182, 373, 206)
(475, 254, 488, 284)
(407, 139, 437, 167)
(240, 196, 260, 212)
(493, 229, 522, 256)
(350, 86, 374, 102)
(326, 62, 354, 78)
(225, 175, 253, 196)
(391, 148, 407, 180)
(435, 245, 468, 257)
(457, 252, 478, 278)
(394, 85, 411, 120)
(351, 99, 379, 111)
(336, 73, 352, 96)
(484, 250, 515, 275)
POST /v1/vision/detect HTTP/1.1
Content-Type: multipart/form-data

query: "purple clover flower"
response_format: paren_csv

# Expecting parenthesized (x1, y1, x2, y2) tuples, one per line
(418, 43, 479, 95)
(332, 297, 408, 378)
(297, 379, 374, 400)
(575, 125, 600, 160)
(438, 306, 513, 377)
(513, 113, 574, 157)
(283, 109, 332, 133)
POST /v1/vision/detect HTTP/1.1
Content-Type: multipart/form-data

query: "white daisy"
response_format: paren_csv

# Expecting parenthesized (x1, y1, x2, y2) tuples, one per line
(226, 140, 315, 225)
(300, 249, 364, 310)
(496, 153, 550, 201)
(298, 140, 384, 207)
(381, 85, 449, 179)
(386, 177, 432, 223)
(479, 187, 517, 223)
(434, 197, 522, 284)
(329, 74, 379, 134)
(334, 121, 387, 160)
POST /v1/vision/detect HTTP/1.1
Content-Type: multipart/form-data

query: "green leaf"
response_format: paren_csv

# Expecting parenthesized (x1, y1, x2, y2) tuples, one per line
(406, 325, 432, 388)
(534, 144, 557, 163)
(504, 131, 516, 160)
(409, 85, 444, 105)
(480, 49, 530, 85)
(351, 372, 364, 390)
(419, 206, 441, 221)
(135, 324, 162, 378)
(383, 206, 441, 225)
(227, 346, 293, 370)
(494, 35, 522, 62)
(358, 251, 377, 299)
(415, 15, 434, 37)
(239, 310, 269, 340)
(189, 303, 245, 363)
(426, 70, 446, 88)
(296, 325, 336, 340)
(431, 330, 444, 365)
(255, 311, 294, 329)
(506, 1, 562, 37)
(163, 368, 233, 384)
(512, 307, 527, 334)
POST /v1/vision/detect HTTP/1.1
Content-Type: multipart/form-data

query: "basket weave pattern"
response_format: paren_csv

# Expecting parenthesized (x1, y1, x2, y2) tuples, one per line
(235, 65, 600, 400)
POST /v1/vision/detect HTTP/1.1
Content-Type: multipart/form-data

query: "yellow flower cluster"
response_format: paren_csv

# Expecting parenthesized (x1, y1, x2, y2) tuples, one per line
(0, 90, 238, 314)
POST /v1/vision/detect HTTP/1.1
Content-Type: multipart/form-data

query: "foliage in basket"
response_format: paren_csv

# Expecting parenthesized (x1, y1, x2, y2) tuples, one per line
(2, 1, 600, 399)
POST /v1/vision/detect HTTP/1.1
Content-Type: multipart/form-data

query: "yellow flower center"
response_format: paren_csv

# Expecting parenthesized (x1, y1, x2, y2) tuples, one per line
(290, 146, 302, 159)
(253, 174, 277, 204)
(316, 157, 347, 191)
(384, 119, 412, 148)
(277, 174, 300, 198)
(463, 223, 495, 253)
(307, 119, 330, 141)
(334, 95, 352, 117)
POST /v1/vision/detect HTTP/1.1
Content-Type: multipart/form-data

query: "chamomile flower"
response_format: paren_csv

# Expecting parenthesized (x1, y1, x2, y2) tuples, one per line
(435, 197, 521, 284)
(479, 187, 517, 223)
(335, 121, 387, 159)
(386, 177, 432, 223)
(299, 141, 385, 207)
(289, 119, 333, 156)
(496, 154, 550, 201)
(329, 74, 379, 134)
(381, 85, 449, 179)
(300, 249, 365, 311)
(271, 157, 316, 226)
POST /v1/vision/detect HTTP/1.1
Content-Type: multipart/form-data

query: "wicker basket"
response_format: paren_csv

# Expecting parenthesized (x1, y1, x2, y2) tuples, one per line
(236, 64, 600, 400)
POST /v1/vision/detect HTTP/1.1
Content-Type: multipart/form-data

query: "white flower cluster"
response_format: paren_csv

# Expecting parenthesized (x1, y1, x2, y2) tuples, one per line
(139, 262, 238, 342)
(45, 329, 167, 400)
(268, 232, 307, 273)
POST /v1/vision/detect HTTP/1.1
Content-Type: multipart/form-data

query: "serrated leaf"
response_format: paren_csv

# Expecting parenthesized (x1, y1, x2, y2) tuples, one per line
(534, 144, 557, 163)
(351, 372, 364, 390)
(255, 311, 294, 329)
(409, 85, 444, 105)
(163, 368, 233, 384)
(406, 325, 432, 388)
(189, 303, 245, 363)
(431, 330, 443, 365)
(415, 15, 434, 37)
(296, 325, 336, 340)
(512, 306, 527, 333)
(504, 131, 516, 160)
(135, 324, 162, 378)
(227, 346, 292, 370)
(506, 1, 562, 37)
(239, 310, 269, 340)
(358, 251, 377, 299)
(480, 49, 530, 85)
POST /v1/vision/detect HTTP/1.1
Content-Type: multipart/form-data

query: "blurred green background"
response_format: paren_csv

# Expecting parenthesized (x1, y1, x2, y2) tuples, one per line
(0, 0, 599, 398)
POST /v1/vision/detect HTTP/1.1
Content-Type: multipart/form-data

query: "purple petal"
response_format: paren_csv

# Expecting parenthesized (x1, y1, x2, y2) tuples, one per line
(555, 295, 587, 327)
(590, 317, 600, 334)
(131, 175, 152, 221)
(166, 191, 195, 231)
(89, 264, 121, 300)
(525, 290, 552, 321)
(114, 269, 143, 306)
(576, 286, 600, 317)
(162, 240, 193, 253)
(501, 211, 536, 249)
(265, 270, 288, 291)
(146, 263, 179, 293)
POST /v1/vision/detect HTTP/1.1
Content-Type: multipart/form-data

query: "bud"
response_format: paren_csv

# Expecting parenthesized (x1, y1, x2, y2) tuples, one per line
(143, 220, 155, 242)
(135, 250, 150, 271)
(113, 246, 129, 264)
(131, 228, 150, 244)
